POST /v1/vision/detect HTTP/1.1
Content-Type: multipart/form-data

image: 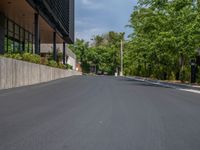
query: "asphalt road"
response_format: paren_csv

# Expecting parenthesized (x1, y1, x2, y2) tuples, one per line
(0, 76, 200, 150)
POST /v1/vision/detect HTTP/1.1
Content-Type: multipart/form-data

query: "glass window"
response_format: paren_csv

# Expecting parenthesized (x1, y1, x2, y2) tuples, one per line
(8, 21, 13, 32)
(20, 28, 24, 42)
(15, 25, 19, 34)
(19, 42, 23, 52)
(4, 18, 7, 29)
(4, 37, 7, 52)
(14, 41, 20, 52)
(8, 31, 13, 37)
(7, 38, 13, 53)
(25, 31, 29, 40)
(29, 43, 32, 52)
(4, 19, 7, 36)
(28, 33, 31, 52)
(14, 34, 19, 40)
(25, 40, 29, 52)
(14, 25, 19, 40)
(29, 34, 32, 42)
(4, 18, 34, 54)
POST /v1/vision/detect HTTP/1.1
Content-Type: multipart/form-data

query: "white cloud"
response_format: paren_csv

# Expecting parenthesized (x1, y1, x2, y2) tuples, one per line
(81, 0, 92, 5)
(75, 0, 137, 41)
(79, 0, 104, 9)
(76, 18, 93, 28)
(75, 17, 107, 41)
(75, 28, 107, 41)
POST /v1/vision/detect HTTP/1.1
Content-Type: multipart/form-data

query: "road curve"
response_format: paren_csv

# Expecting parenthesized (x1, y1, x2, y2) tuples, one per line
(0, 76, 200, 150)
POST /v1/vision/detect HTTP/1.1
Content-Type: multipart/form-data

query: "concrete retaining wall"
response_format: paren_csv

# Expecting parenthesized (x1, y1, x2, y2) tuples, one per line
(0, 57, 82, 90)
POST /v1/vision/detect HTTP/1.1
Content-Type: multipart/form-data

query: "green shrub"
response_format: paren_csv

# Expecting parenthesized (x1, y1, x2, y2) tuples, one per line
(57, 52, 63, 62)
(14, 54, 22, 60)
(2, 52, 75, 71)
(168, 72, 176, 81)
(22, 53, 41, 64)
(41, 57, 49, 65)
(3, 53, 10, 58)
(4, 53, 23, 60)
(58, 63, 66, 69)
(3, 53, 41, 64)
(180, 66, 190, 82)
(66, 64, 73, 70)
(48, 60, 58, 68)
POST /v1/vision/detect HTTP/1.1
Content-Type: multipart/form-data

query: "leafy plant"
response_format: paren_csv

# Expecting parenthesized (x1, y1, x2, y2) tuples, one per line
(65, 64, 73, 70)
(48, 60, 58, 68)
(123, 0, 200, 82)
(4, 53, 22, 60)
(21, 53, 41, 64)
(58, 63, 66, 69)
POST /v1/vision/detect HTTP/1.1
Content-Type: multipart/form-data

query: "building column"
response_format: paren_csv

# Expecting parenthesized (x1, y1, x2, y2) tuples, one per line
(53, 32, 57, 61)
(34, 13, 39, 55)
(39, 38, 41, 54)
(63, 41, 66, 65)
(0, 13, 5, 54)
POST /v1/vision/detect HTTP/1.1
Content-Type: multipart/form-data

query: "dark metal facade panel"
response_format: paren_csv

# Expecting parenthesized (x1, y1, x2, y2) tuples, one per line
(69, 0, 74, 43)
(0, 13, 5, 54)
(26, 0, 74, 44)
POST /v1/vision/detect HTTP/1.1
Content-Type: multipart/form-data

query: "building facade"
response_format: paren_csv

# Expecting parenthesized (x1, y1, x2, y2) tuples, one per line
(40, 44, 77, 70)
(0, 0, 74, 61)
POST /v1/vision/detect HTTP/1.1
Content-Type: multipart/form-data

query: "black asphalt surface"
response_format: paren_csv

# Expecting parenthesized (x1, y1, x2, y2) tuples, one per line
(0, 76, 200, 150)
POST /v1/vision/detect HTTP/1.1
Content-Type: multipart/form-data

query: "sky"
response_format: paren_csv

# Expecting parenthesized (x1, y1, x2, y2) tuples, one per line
(75, 0, 137, 42)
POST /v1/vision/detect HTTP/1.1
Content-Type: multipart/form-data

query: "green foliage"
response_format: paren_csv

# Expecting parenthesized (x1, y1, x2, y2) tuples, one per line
(69, 39, 90, 72)
(57, 63, 73, 70)
(4, 53, 22, 60)
(125, 0, 200, 82)
(21, 53, 41, 64)
(179, 66, 191, 82)
(57, 63, 65, 69)
(41, 58, 49, 65)
(2, 52, 74, 71)
(67, 0, 200, 82)
(57, 52, 63, 63)
(65, 64, 73, 70)
(70, 32, 124, 74)
(48, 60, 58, 68)
(3, 53, 41, 64)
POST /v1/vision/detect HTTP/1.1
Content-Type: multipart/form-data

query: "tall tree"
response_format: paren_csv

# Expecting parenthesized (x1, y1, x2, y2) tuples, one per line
(126, 0, 200, 81)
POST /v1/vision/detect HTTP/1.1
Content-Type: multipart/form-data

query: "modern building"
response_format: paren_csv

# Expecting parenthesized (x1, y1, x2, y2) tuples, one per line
(0, 0, 74, 62)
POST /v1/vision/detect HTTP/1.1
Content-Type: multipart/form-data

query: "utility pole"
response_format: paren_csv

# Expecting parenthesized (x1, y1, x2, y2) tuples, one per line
(120, 40, 123, 76)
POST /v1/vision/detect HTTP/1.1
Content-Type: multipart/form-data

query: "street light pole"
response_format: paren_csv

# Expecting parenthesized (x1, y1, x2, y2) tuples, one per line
(120, 40, 123, 76)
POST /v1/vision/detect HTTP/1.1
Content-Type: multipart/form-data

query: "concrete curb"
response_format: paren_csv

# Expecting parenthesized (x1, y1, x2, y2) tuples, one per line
(126, 76, 200, 94)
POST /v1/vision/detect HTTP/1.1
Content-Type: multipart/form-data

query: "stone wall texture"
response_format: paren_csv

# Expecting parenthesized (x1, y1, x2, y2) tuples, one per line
(0, 57, 82, 90)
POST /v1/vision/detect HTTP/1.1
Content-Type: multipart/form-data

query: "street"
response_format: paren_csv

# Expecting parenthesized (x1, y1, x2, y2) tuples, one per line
(0, 76, 200, 150)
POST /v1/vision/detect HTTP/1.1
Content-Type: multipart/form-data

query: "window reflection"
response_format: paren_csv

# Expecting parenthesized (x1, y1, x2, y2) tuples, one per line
(4, 18, 34, 53)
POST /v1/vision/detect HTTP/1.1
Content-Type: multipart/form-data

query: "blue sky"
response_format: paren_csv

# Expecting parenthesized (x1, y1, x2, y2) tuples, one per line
(75, 0, 137, 41)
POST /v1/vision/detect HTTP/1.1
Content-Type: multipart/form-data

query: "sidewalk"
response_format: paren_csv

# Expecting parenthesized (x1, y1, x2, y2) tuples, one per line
(126, 76, 200, 94)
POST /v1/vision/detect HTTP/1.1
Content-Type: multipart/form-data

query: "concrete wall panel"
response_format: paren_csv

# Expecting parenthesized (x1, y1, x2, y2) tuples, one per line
(0, 57, 82, 90)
